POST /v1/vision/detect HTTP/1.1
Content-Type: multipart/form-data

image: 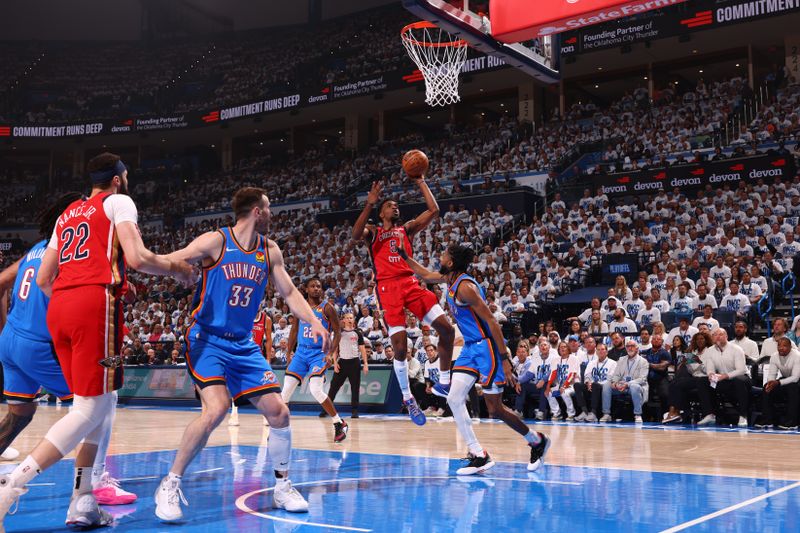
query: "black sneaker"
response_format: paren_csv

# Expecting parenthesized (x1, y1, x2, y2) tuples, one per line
(456, 452, 495, 476)
(334, 421, 349, 442)
(351, 410, 359, 419)
(318, 411, 329, 418)
(528, 433, 551, 472)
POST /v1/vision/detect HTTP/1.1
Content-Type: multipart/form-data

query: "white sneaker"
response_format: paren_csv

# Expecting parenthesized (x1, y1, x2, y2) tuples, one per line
(0, 448, 19, 461)
(599, 414, 612, 423)
(551, 411, 561, 421)
(434, 408, 446, 417)
(634, 415, 643, 424)
(155, 476, 188, 522)
(512, 409, 524, 418)
(585, 412, 598, 423)
(574, 412, 587, 422)
(423, 407, 435, 416)
(738, 417, 748, 428)
(697, 414, 716, 426)
(272, 480, 308, 513)
(534, 410, 544, 421)
(0, 475, 27, 530)
(65, 493, 114, 528)
(565, 415, 575, 422)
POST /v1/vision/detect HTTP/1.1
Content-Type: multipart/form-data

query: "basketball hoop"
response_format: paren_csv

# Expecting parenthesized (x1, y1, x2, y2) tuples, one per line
(401, 21, 468, 107)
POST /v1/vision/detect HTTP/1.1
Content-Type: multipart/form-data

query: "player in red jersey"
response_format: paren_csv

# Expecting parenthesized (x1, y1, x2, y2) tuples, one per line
(252, 309, 273, 357)
(352, 177, 454, 425)
(0, 152, 194, 530)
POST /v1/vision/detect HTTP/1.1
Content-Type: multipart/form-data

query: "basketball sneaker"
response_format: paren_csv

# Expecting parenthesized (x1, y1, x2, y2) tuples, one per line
(334, 421, 349, 443)
(585, 412, 598, 423)
(273, 479, 309, 512)
(403, 398, 426, 426)
(155, 476, 188, 522)
(456, 452, 495, 476)
(431, 383, 450, 398)
(92, 472, 137, 505)
(599, 414, 612, 423)
(697, 414, 716, 426)
(574, 412, 587, 423)
(0, 448, 19, 461)
(0, 475, 27, 531)
(528, 433, 551, 472)
(65, 493, 114, 528)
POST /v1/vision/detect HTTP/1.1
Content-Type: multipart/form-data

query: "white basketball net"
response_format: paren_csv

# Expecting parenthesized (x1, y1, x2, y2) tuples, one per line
(401, 22, 468, 107)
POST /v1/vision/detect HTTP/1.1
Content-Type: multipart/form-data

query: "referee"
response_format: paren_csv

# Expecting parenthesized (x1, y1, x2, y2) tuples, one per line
(324, 312, 369, 418)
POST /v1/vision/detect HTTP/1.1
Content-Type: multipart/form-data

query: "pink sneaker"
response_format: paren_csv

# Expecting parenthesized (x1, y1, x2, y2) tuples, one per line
(92, 472, 137, 505)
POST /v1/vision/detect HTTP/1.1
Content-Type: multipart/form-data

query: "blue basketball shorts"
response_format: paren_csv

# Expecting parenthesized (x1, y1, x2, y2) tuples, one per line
(0, 325, 72, 402)
(286, 346, 328, 383)
(185, 324, 280, 402)
(453, 337, 506, 394)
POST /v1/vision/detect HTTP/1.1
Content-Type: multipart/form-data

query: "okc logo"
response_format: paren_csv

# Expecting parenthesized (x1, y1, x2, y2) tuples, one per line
(261, 371, 276, 384)
(312, 366, 321, 373)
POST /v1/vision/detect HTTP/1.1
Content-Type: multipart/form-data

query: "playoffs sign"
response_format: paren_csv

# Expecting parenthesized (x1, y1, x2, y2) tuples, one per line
(489, 0, 688, 41)
(596, 155, 796, 196)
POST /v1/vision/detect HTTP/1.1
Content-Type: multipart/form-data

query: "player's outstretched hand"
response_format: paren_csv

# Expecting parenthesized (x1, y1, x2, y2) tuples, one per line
(172, 259, 198, 288)
(366, 181, 383, 205)
(309, 320, 331, 354)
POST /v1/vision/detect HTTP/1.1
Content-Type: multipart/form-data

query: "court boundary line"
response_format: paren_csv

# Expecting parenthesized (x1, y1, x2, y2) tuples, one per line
(660, 480, 800, 532)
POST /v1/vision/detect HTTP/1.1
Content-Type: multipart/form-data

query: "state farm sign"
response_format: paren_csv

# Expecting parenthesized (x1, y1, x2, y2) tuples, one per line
(490, 0, 688, 41)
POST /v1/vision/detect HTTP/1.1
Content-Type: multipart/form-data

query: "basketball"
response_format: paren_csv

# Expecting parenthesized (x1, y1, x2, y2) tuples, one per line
(402, 149, 429, 178)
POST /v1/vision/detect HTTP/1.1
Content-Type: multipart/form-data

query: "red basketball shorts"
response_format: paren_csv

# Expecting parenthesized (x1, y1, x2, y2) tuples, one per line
(375, 275, 442, 332)
(47, 285, 124, 397)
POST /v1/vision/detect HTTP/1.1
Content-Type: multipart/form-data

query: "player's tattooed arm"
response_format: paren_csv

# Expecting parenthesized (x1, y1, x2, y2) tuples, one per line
(0, 257, 20, 329)
(405, 179, 439, 236)
(458, 280, 518, 388)
(165, 230, 224, 268)
(267, 239, 330, 353)
(324, 302, 341, 360)
(396, 248, 446, 284)
(352, 181, 382, 241)
(286, 315, 298, 362)
(116, 222, 195, 286)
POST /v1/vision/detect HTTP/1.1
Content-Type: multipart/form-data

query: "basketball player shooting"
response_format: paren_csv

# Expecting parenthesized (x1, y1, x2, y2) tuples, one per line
(352, 150, 455, 426)
(399, 244, 550, 474)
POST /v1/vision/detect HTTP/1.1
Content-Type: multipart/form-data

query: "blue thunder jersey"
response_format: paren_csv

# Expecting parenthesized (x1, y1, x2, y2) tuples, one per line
(6, 240, 51, 342)
(446, 274, 491, 343)
(190, 227, 270, 340)
(297, 301, 330, 350)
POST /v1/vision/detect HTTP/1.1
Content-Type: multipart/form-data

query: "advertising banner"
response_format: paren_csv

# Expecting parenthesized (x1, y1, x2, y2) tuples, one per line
(561, 0, 800, 56)
(117, 366, 392, 405)
(594, 154, 796, 197)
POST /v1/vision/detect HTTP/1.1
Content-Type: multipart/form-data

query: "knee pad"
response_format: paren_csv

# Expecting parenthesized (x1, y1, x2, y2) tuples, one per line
(309, 377, 328, 404)
(45, 393, 115, 455)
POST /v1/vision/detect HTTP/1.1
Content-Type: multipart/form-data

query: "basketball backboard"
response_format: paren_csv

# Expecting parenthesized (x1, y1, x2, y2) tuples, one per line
(401, 0, 561, 84)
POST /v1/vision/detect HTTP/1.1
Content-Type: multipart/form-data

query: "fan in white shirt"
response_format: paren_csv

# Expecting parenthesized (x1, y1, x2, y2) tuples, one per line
(692, 285, 718, 311)
(635, 296, 661, 328)
(719, 281, 751, 318)
(666, 317, 699, 346)
(608, 308, 638, 334)
(691, 305, 720, 331)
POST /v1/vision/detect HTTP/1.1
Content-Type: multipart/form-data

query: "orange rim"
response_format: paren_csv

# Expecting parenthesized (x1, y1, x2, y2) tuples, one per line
(401, 21, 468, 48)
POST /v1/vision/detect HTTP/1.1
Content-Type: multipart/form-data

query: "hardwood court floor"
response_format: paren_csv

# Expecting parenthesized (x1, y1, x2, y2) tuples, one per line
(5, 403, 800, 481)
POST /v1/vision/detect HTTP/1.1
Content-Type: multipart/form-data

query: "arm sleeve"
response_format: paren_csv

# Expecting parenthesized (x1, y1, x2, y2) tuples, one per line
(48, 225, 58, 250)
(103, 194, 139, 226)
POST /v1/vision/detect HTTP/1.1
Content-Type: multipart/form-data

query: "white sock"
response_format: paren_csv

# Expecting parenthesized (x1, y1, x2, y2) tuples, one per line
(10, 456, 40, 488)
(393, 359, 412, 400)
(332, 415, 342, 424)
(524, 430, 541, 445)
(449, 373, 483, 457)
(72, 466, 93, 498)
(268, 426, 292, 479)
(439, 369, 451, 386)
(168, 471, 182, 483)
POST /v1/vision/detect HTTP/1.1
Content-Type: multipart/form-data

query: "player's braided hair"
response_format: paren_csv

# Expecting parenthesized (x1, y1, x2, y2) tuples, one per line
(36, 192, 83, 238)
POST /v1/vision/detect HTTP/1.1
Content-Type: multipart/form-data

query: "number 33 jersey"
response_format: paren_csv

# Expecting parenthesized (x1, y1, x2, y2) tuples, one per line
(190, 227, 270, 340)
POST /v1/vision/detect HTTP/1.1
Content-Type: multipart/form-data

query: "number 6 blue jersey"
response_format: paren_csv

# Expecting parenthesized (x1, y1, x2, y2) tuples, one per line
(6, 240, 51, 342)
(190, 227, 270, 340)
